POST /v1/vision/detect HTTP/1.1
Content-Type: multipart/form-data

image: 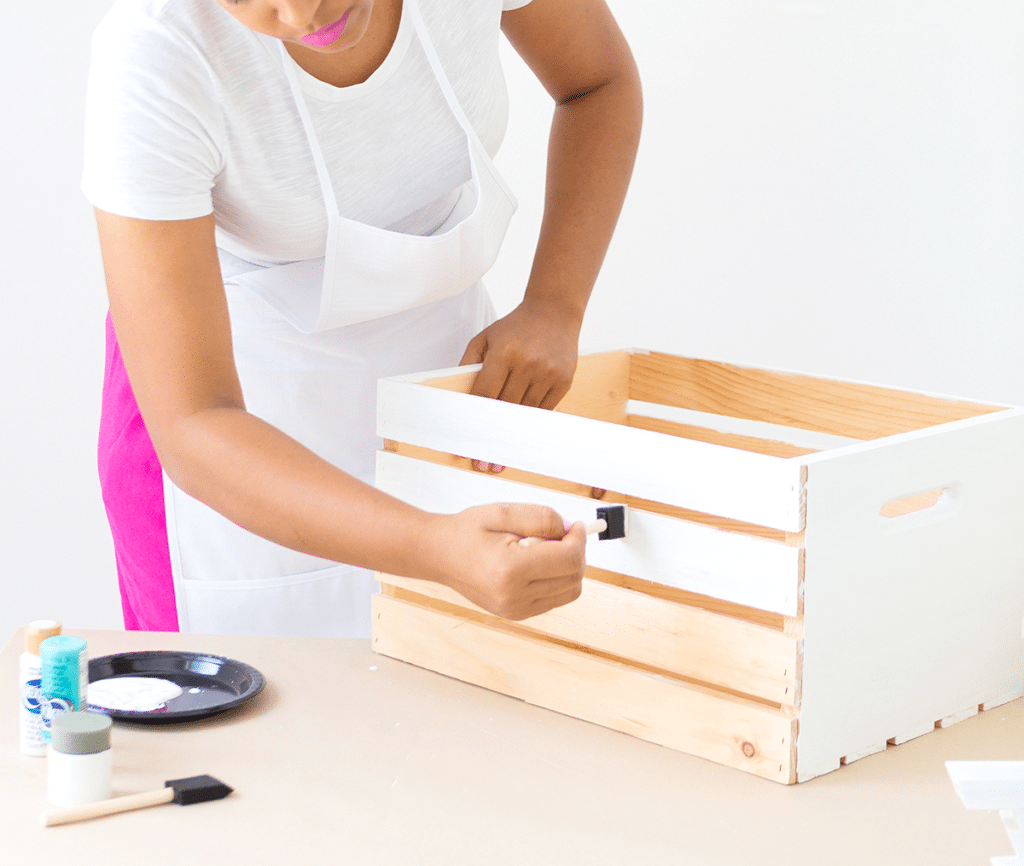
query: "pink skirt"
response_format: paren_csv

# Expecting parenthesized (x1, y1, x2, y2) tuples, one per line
(97, 312, 179, 631)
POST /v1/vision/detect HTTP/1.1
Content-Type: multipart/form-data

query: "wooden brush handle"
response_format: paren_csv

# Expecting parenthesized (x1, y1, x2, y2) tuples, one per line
(44, 786, 174, 827)
(518, 518, 606, 548)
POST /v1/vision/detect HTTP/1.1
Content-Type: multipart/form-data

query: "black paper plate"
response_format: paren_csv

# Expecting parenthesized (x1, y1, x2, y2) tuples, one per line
(87, 651, 266, 723)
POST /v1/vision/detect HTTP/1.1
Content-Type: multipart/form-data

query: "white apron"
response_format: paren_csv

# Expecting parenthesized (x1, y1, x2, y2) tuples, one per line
(164, 0, 517, 638)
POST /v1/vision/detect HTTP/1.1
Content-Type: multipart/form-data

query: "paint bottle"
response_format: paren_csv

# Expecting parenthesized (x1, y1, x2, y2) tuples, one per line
(40, 635, 89, 745)
(18, 620, 62, 756)
(47, 711, 113, 807)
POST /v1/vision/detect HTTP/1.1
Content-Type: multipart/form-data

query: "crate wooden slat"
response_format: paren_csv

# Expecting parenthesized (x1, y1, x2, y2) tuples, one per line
(378, 360, 807, 533)
(372, 593, 798, 784)
(380, 570, 801, 706)
(373, 348, 1024, 783)
(628, 351, 1002, 439)
(376, 451, 803, 615)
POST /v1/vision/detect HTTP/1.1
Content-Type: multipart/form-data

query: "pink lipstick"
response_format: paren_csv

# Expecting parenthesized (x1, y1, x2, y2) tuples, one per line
(301, 11, 350, 47)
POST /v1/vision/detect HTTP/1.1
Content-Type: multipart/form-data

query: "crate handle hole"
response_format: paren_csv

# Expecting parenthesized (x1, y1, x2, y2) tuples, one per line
(878, 484, 961, 532)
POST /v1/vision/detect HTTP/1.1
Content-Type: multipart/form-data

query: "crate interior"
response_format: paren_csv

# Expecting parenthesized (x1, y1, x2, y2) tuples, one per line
(422, 349, 1004, 453)
(415, 348, 1008, 528)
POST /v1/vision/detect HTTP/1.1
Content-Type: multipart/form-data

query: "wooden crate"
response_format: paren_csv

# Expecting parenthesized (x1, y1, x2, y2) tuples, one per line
(371, 349, 1024, 783)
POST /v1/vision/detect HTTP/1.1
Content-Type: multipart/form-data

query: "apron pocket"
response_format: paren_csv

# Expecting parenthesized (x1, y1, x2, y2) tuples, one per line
(178, 563, 379, 638)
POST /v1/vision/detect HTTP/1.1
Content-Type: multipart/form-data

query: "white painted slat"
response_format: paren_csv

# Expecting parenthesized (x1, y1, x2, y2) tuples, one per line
(797, 407, 1024, 466)
(377, 378, 807, 532)
(887, 719, 936, 746)
(840, 741, 887, 765)
(937, 705, 979, 728)
(795, 412, 1024, 781)
(376, 451, 802, 615)
(626, 400, 863, 451)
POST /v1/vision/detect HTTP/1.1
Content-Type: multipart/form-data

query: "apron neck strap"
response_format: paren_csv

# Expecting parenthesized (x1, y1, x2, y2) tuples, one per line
(277, 0, 483, 221)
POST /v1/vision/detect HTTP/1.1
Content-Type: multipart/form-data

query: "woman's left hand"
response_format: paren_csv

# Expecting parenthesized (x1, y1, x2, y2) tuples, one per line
(461, 0, 642, 471)
(459, 297, 581, 411)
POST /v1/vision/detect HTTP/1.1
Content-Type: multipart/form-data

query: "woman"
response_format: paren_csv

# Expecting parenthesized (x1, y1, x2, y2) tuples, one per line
(83, 0, 641, 637)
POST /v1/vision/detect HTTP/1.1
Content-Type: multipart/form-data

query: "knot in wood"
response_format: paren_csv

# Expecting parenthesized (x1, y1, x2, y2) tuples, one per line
(741, 741, 757, 759)
(589, 487, 607, 500)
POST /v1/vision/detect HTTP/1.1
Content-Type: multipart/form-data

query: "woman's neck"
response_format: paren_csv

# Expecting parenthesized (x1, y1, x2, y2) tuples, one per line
(285, 0, 403, 88)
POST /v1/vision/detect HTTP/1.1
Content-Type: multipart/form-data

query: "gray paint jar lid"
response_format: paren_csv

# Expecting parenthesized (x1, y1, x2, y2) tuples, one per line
(50, 712, 112, 755)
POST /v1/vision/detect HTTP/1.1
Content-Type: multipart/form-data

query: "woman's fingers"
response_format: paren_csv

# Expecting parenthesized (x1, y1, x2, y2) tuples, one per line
(482, 502, 569, 542)
(437, 505, 586, 620)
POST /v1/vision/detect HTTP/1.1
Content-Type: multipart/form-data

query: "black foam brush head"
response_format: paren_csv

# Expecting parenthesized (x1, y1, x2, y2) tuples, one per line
(165, 774, 234, 805)
(596, 504, 626, 540)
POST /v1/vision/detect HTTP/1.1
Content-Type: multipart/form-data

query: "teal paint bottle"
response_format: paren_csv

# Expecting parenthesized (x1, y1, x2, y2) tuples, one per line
(40, 636, 89, 745)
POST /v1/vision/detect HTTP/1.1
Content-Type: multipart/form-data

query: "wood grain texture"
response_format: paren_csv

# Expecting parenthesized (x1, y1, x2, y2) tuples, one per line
(420, 350, 632, 425)
(626, 400, 861, 453)
(552, 350, 631, 424)
(626, 413, 816, 459)
(378, 570, 801, 706)
(629, 351, 1004, 440)
(372, 593, 797, 783)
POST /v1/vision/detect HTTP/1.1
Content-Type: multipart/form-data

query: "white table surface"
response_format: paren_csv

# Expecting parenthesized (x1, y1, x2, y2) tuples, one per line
(2, 628, 1020, 865)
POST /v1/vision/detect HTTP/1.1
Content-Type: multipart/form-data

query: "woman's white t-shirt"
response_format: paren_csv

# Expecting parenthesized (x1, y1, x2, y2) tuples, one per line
(82, 0, 531, 273)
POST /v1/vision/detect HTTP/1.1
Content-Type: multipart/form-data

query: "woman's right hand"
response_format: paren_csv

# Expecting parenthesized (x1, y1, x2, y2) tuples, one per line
(424, 503, 587, 620)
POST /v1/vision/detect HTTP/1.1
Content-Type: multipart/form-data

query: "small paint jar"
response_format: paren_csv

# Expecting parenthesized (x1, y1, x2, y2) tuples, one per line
(40, 635, 88, 744)
(48, 712, 113, 807)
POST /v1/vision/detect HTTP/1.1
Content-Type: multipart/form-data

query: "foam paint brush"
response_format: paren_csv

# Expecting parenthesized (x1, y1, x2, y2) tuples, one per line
(519, 504, 627, 548)
(43, 774, 233, 827)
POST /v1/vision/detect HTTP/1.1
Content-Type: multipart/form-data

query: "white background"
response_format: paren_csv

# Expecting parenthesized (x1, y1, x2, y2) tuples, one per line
(2, 0, 1022, 640)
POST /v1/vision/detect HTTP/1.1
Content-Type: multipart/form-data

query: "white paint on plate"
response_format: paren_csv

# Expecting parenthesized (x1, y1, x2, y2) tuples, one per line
(88, 677, 184, 712)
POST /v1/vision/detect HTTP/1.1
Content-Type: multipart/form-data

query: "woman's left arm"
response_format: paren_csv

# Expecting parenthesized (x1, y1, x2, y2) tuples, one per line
(460, 0, 642, 409)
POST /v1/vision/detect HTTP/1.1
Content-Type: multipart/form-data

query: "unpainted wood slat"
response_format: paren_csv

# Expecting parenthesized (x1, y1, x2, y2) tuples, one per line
(378, 569, 801, 707)
(553, 349, 631, 424)
(628, 400, 861, 451)
(414, 369, 476, 394)
(372, 593, 797, 784)
(629, 351, 1003, 440)
(421, 349, 632, 425)
(382, 583, 797, 710)
(627, 413, 817, 459)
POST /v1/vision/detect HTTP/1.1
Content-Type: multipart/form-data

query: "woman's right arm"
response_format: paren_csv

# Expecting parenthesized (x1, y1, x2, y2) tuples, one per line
(96, 209, 586, 620)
